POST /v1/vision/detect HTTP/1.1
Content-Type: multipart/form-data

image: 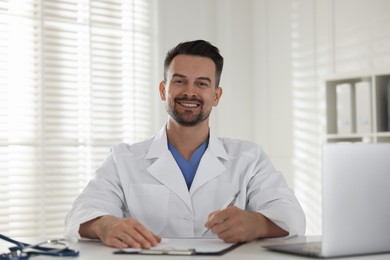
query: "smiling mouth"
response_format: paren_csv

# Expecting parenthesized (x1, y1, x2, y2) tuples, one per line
(177, 101, 200, 108)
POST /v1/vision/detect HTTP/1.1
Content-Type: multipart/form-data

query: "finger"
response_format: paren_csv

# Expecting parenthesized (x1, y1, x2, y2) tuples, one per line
(209, 221, 240, 243)
(204, 215, 213, 229)
(210, 209, 241, 237)
(116, 232, 141, 248)
(221, 233, 239, 243)
(153, 233, 162, 243)
(208, 208, 232, 229)
(205, 210, 224, 228)
(106, 237, 131, 249)
(133, 223, 161, 248)
(126, 230, 152, 248)
(214, 211, 247, 243)
(115, 219, 154, 248)
(211, 217, 231, 235)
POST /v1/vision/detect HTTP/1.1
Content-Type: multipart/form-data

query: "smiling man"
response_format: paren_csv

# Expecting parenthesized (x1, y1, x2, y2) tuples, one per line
(64, 40, 306, 249)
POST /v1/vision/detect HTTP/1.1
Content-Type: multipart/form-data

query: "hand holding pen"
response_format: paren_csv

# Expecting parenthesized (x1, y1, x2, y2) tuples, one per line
(202, 191, 240, 236)
(202, 190, 289, 243)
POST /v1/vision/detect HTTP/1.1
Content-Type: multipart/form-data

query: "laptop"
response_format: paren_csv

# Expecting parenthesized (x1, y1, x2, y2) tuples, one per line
(264, 143, 390, 258)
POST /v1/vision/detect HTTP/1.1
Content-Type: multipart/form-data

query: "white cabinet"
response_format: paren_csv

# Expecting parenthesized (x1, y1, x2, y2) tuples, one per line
(326, 73, 390, 143)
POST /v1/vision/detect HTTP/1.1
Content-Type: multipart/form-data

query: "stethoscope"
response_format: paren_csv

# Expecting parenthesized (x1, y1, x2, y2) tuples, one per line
(0, 234, 79, 260)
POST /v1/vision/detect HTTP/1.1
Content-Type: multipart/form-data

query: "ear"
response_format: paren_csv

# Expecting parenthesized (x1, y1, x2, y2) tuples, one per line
(212, 86, 223, 106)
(159, 81, 166, 101)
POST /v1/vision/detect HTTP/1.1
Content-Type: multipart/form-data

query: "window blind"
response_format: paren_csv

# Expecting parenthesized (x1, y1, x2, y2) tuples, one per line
(0, 0, 155, 238)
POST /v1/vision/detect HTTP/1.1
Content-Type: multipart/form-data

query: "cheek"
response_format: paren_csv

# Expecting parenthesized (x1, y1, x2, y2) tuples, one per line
(166, 92, 177, 106)
(166, 88, 178, 98)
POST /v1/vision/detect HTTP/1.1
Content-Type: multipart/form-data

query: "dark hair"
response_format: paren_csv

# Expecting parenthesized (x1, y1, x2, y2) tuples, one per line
(163, 40, 224, 88)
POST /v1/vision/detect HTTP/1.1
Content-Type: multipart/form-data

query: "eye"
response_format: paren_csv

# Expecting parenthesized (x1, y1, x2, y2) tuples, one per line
(196, 81, 209, 88)
(173, 79, 186, 85)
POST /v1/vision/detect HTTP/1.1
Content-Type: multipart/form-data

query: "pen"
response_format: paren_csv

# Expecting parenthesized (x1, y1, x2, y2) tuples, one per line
(201, 190, 241, 236)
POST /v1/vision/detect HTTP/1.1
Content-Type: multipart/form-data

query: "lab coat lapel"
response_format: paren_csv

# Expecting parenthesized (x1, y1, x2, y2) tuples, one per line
(189, 133, 229, 195)
(146, 127, 193, 213)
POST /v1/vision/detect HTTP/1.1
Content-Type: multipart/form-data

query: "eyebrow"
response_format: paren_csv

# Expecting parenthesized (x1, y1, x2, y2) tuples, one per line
(172, 73, 212, 83)
(197, 77, 212, 83)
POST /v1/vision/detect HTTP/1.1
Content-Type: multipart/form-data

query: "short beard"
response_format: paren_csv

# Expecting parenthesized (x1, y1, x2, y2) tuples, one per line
(171, 108, 210, 126)
(167, 98, 210, 126)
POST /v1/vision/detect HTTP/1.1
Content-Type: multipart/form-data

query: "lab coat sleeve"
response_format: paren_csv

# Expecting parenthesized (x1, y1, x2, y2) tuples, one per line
(246, 147, 306, 237)
(64, 153, 127, 240)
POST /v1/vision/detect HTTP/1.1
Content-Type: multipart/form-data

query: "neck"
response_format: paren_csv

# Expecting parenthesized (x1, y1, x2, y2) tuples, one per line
(166, 119, 209, 160)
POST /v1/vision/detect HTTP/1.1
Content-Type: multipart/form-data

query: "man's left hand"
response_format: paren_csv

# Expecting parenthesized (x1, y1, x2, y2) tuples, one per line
(204, 206, 288, 243)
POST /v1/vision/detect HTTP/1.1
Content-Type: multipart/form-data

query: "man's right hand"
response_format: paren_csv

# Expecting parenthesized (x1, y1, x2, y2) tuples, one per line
(79, 215, 161, 249)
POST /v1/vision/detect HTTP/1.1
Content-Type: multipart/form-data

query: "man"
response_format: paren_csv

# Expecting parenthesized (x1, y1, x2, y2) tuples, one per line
(64, 40, 306, 249)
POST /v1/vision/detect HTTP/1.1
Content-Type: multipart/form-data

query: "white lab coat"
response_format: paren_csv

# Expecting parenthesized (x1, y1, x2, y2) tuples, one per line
(64, 126, 306, 239)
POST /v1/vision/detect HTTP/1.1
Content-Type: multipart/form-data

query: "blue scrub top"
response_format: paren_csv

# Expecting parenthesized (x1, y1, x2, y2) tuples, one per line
(168, 140, 209, 189)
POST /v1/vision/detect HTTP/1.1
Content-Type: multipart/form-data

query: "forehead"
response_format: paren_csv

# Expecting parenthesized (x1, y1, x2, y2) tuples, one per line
(167, 55, 216, 78)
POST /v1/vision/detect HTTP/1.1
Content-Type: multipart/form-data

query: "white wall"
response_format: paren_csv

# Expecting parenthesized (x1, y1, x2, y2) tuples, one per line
(156, 0, 390, 235)
(252, 1, 294, 186)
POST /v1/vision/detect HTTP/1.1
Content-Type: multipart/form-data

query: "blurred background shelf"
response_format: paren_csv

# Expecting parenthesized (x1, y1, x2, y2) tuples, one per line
(326, 73, 390, 143)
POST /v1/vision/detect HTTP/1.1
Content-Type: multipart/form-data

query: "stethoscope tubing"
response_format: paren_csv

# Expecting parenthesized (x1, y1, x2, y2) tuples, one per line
(0, 234, 79, 260)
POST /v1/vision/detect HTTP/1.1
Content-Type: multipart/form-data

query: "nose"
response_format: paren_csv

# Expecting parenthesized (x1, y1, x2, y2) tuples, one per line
(182, 83, 197, 97)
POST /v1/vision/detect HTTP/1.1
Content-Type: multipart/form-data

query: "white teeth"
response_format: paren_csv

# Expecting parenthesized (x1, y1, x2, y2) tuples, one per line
(180, 103, 197, 107)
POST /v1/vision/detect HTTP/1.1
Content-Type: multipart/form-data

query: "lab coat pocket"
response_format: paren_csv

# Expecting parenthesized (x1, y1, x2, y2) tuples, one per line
(127, 184, 169, 234)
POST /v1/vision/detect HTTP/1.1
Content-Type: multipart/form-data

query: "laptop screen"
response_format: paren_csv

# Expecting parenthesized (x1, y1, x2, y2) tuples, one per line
(322, 143, 390, 257)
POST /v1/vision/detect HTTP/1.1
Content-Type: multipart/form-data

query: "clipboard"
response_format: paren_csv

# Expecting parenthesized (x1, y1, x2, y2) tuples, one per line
(113, 238, 243, 256)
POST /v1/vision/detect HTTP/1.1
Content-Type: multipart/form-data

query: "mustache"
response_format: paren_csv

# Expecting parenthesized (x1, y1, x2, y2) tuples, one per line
(174, 97, 203, 105)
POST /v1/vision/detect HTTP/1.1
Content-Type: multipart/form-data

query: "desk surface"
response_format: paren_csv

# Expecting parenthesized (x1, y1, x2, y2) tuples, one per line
(2, 236, 390, 260)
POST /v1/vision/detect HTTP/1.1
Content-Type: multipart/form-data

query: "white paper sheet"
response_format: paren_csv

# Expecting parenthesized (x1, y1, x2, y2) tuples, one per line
(121, 238, 236, 254)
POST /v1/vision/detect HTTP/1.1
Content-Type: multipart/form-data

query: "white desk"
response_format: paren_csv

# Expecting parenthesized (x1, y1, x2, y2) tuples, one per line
(2, 236, 390, 260)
